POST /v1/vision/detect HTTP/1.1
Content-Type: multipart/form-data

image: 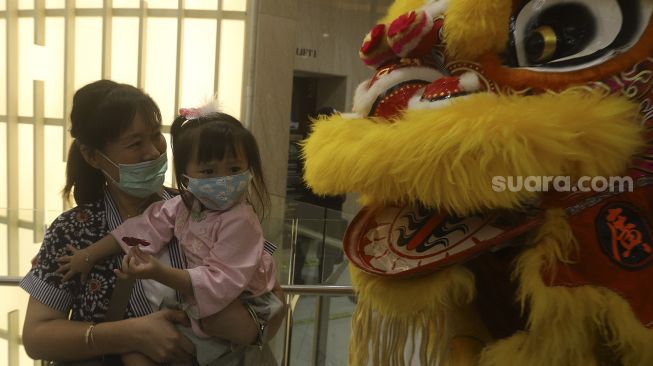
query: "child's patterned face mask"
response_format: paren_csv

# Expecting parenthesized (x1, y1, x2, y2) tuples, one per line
(184, 171, 251, 211)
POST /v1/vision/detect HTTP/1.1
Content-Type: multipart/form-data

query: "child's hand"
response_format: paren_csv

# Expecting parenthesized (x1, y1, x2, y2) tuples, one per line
(56, 244, 94, 283)
(115, 247, 162, 280)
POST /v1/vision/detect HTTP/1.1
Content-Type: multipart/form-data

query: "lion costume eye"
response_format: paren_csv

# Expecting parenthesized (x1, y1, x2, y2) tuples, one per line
(507, 0, 652, 70)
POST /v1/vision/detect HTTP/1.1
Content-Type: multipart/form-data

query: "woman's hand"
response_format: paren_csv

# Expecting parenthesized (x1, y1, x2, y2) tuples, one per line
(56, 244, 94, 283)
(115, 247, 162, 280)
(127, 308, 195, 363)
(22, 297, 194, 363)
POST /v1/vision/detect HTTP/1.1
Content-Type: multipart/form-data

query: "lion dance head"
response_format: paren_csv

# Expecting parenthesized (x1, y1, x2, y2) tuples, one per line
(303, 0, 653, 365)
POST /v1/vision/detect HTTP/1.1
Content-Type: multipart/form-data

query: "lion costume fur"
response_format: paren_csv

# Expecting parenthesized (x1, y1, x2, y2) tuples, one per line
(302, 0, 653, 365)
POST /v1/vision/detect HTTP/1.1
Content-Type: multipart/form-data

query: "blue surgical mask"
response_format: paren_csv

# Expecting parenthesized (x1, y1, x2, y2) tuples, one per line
(185, 171, 251, 211)
(99, 152, 168, 198)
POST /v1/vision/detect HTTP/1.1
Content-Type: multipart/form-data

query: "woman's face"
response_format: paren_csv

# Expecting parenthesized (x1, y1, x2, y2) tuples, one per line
(97, 112, 166, 181)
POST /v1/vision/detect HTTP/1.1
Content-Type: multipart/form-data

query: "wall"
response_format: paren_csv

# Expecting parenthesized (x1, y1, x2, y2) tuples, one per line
(249, 0, 390, 215)
(293, 0, 391, 216)
(249, 0, 296, 200)
(294, 0, 390, 111)
(249, 0, 390, 195)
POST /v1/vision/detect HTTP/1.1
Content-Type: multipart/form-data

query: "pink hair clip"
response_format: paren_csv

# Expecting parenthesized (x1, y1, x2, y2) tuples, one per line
(178, 107, 202, 120)
(178, 101, 220, 123)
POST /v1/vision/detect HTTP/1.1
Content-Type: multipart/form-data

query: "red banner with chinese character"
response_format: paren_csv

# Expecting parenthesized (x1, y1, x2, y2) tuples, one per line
(543, 184, 653, 328)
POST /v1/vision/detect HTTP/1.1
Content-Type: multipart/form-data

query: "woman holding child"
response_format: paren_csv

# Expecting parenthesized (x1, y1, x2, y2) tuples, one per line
(19, 80, 284, 365)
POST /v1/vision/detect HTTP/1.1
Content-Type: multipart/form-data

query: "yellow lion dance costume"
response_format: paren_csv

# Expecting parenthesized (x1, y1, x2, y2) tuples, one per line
(302, 0, 653, 365)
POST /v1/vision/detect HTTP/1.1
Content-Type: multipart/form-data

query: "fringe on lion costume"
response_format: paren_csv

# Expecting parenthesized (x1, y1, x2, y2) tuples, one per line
(302, 0, 653, 365)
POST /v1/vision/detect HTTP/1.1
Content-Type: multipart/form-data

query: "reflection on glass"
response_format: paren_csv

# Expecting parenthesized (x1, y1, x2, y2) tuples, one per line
(290, 295, 316, 364)
(325, 296, 355, 364)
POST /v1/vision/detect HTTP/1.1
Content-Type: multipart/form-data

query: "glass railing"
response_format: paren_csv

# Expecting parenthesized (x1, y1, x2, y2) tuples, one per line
(261, 195, 357, 366)
(0, 195, 358, 366)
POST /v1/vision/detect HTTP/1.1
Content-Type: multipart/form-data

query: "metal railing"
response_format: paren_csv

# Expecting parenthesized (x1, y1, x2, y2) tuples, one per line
(0, 275, 355, 366)
(279, 284, 354, 366)
(281, 284, 353, 296)
(0, 278, 355, 294)
(0, 276, 21, 286)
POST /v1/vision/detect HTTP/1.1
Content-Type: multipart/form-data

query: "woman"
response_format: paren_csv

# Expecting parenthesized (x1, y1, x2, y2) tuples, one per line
(19, 80, 284, 364)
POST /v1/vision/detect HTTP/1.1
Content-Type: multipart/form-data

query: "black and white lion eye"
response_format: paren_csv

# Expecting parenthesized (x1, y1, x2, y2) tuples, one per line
(505, 0, 653, 71)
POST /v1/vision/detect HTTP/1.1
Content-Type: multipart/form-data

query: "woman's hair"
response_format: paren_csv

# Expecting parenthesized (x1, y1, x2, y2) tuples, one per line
(170, 112, 270, 217)
(63, 80, 162, 204)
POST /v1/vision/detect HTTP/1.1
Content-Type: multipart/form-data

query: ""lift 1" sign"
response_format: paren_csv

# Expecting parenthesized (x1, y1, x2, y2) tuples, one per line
(296, 47, 317, 58)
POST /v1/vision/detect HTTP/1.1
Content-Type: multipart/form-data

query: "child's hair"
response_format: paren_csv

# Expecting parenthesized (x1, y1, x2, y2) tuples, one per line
(170, 111, 270, 217)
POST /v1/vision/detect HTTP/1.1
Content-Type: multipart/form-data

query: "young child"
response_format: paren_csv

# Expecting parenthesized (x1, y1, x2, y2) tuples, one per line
(58, 107, 282, 366)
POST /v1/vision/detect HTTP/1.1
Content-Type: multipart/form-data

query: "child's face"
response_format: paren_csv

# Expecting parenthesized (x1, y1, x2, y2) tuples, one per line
(185, 145, 248, 179)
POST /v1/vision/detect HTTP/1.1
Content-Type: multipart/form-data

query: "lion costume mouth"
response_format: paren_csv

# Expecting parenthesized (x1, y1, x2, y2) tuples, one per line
(303, 89, 642, 275)
(303, 90, 643, 215)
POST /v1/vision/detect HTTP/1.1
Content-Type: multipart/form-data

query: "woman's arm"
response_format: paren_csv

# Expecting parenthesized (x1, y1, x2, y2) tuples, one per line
(23, 296, 196, 363)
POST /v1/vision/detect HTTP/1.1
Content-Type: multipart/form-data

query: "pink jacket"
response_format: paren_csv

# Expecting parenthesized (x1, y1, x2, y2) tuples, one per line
(112, 197, 276, 336)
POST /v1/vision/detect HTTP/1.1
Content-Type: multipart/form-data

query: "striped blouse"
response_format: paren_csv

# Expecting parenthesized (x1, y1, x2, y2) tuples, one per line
(20, 187, 276, 323)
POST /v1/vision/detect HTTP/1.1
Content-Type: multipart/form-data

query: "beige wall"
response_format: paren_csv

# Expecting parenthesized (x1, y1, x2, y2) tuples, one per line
(294, 0, 390, 215)
(249, 0, 297, 200)
(294, 0, 389, 111)
(247, 0, 297, 261)
(248, 0, 391, 221)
